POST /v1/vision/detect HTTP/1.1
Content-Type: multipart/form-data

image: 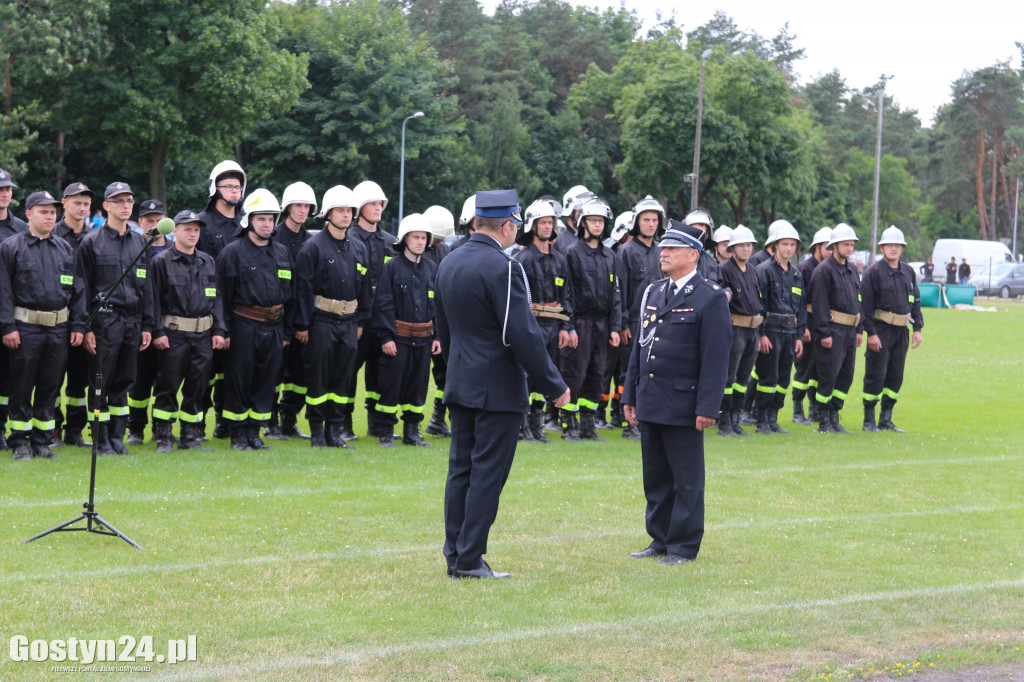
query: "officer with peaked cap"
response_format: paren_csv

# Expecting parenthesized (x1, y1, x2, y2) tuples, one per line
(859, 226, 923, 432)
(436, 189, 570, 579)
(622, 221, 730, 565)
(0, 168, 28, 241)
(53, 182, 95, 447)
(76, 182, 155, 455)
(0, 191, 87, 459)
(148, 210, 226, 452)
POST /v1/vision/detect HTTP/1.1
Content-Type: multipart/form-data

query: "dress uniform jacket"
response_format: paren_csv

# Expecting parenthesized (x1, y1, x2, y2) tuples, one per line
(622, 274, 731, 425)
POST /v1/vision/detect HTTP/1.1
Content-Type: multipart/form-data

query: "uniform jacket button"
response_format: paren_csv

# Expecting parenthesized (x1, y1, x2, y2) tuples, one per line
(649, 373, 654, 378)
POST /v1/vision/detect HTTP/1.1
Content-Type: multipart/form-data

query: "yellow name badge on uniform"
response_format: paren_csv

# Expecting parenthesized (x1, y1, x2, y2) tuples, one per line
(205, 287, 217, 297)
(356, 263, 367, 275)
(792, 286, 802, 295)
(136, 269, 146, 279)
(857, 294, 862, 301)
(60, 274, 74, 285)
(908, 295, 915, 302)
(555, 277, 564, 287)
(384, 256, 392, 263)
(428, 290, 434, 299)
(609, 273, 614, 282)
(278, 269, 291, 280)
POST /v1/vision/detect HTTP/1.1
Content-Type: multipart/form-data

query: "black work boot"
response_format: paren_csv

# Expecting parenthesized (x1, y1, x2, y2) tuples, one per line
(808, 389, 821, 423)
(792, 396, 812, 425)
(609, 399, 623, 429)
(366, 403, 379, 438)
(730, 410, 748, 436)
(339, 412, 358, 442)
(579, 411, 607, 441)
(90, 422, 115, 455)
(126, 426, 145, 446)
(878, 399, 905, 432)
(378, 425, 395, 447)
(830, 406, 851, 434)
(717, 410, 736, 437)
(755, 404, 774, 434)
(544, 403, 560, 431)
(64, 425, 91, 447)
(528, 407, 549, 443)
(594, 401, 612, 429)
(263, 409, 286, 440)
(402, 421, 431, 447)
(817, 406, 834, 433)
(326, 422, 354, 449)
(621, 423, 641, 440)
(280, 410, 309, 439)
(519, 414, 537, 442)
(108, 416, 132, 455)
(230, 424, 252, 451)
(179, 423, 211, 451)
(153, 421, 173, 453)
(560, 410, 581, 442)
(12, 444, 33, 460)
(425, 399, 451, 437)
(862, 402, 880, 432)
(310, 421, 328, 449)
(249, 423, 272, 450)
(767, 408, 789, 434)
(213, 412, 230, 439)
(33, 443, 58, 459)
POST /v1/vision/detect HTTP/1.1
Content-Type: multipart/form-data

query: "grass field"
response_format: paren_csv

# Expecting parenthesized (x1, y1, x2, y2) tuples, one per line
(1, 300, 1022, 681)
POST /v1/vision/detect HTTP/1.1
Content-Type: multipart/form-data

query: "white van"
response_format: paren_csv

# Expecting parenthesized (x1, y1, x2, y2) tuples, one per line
(931, 239, 1013, 280)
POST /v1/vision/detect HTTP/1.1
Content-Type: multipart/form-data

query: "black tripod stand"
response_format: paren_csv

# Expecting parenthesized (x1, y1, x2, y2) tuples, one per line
(22, 229, 165, 550)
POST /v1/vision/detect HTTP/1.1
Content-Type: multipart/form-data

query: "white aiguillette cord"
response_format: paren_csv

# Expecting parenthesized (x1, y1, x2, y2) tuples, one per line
(502, 259, 531, 348)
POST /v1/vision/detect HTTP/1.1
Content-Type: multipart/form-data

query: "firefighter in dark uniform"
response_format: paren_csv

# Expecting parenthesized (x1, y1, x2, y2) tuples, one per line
(739, 221, 781, 423)
(860, 226, 923, 432)
(347, 180, 396, 438)
(53, 182, 95, 447)
(596, 209, 633, 434)
(449, 195, 475, 252)
(267, 181, 317, 441)
(717, 225, 762, 436)
(76, 182, 155, 455)
(615, 196, 666, 440)
(0, 191, 86, 459)
(197, 160, 246, 439)
(753, 221, 805, 434)
(0, 168, 28, 449)
(809, 223, 863, 433)
(436, 189, 570, 579)
(791, 227, 832, 424)
(622, 222, 731, 565)
(513, 199, 573, 443)
(552, 186, 592, 257)
(216, 189, 295, 451)
(560, 196, 622, 442)
(293, 185, 372, 449)
(683, 209, 728, 293)
(371, 214, 441, 447)
(423, 205, 455, 438)
(149, 211, 226, 452)
(126, 199, 172, 445)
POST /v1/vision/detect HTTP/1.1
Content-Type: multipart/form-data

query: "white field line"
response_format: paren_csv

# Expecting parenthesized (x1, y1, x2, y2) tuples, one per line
(5, 453, 1021, 510)
(149, 577, 1024, 681)
(4, 502, 1020, 585)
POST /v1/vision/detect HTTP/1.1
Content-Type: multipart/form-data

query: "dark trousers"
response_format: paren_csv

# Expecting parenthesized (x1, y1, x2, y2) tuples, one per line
(753, 329, 798, 410)
(376, 341, 432, 427)
(726, 326, 758, 411)
(814, 324, 857, 408)
(8, 324, 69, 447)
(88, 312, 141, 422)
(152, 330, 214, 426)
(559, 317, 608, 412)
(348, 328, 383, 414)
(58, 344, 90, 430)
(863, 323, 909, 405)
(277, 339, 306, 415)
(602, 331, 631, 409)
(638, 421, 705, 559)
(223, 316, 283, 425)
(443, 405, 521, 572)
(792, 331, 818, 400)
(430, 350, 447, 402)
(128, 345, 159, 431)
(529, 320, 560, 407)
(303, 317, 358, 424)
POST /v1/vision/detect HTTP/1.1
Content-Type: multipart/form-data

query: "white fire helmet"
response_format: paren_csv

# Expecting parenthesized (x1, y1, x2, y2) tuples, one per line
(611, 210, 634, 242)
(281, 181, 318, 215)
(810, 227, 832, 248)
(352, 180, 388, 214)
(206, 160, 246, 207)
(239, 188, 281, 228)
(828, 222, 858, 246)
(878, 225, 906, 247)
(630, 195, 666, 236)
(712, 225, 732, 244)
(727, 224, 756, 250)
(423, 205, 455, 238)
(523, 199, 559, 235)
(578, 197, 613, 237)
(396, 213, 432, 243)
(561, 185, 590, 215)
(684, 208, 715, 231)
(318, 185, 358, 219)
(766, 219, 800, 246)
(459, 195, 476, 228)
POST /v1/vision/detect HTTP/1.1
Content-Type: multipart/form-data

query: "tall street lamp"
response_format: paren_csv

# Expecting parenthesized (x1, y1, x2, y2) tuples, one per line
(690, 48, 713, 211)
(870, 75, 893, 264)
(399, 111, 425, 222)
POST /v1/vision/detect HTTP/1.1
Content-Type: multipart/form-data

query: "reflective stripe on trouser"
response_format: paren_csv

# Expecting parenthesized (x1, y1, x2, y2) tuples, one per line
(862, 323, 909, 408)
(88, 312, 141, 421)
(128, 344, 159, 430)
(60, 343, 90, 429)
(727, 326, 758, 413)
(303, 316, 358, 424)
(791, 329, 817, 401)
(223, 317, 284, 427)
(348, 327, 383, 416)
(559, 317, 609, 412)
(7, 323, 69, 448)
(814, 324, 857, 408)
(375, 340, 432, 427)
(529, 319, 560, 409)
(278, 339, 307, 414)
(153, 329, 215, 431)
(754, 328, 798, 410)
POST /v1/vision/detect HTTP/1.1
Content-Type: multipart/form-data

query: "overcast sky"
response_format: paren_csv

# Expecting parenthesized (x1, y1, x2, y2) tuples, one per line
(483, 0, 1023, 125)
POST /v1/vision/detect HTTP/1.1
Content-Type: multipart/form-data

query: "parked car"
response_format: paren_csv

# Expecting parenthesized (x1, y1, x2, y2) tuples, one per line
(972, 263, 1024, 298)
